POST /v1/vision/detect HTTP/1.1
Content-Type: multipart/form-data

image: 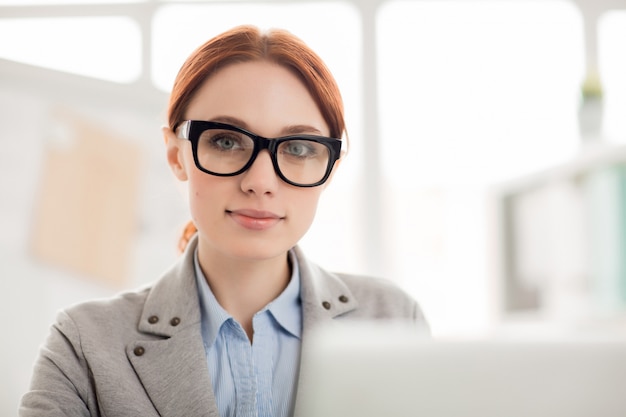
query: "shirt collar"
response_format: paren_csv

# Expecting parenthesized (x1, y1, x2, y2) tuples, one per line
(194, 252, 231, 348)
(194, 249, 302, 347)
(266, 250, 302, 339)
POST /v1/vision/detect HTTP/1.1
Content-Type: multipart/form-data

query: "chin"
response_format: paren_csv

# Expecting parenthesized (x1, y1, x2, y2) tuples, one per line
(223, 238, 294, 261)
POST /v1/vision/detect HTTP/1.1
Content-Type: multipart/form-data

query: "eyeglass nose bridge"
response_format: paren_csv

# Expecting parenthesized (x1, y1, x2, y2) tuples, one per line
(242, 134, 284, 177)
(253, 135, 280, 153)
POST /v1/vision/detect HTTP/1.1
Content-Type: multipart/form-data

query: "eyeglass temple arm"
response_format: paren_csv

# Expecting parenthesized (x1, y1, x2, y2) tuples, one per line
(339, 136, 348, 157)
(176, 120, 191, 139)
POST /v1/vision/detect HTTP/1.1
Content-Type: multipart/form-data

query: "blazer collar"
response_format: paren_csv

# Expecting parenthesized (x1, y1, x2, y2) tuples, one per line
(137, 237, 201, 337)
(129, 236, 359, 417)
(293, 245, 358, 417)
(295, 245, 358, 327)
(137, 238, 359, 337)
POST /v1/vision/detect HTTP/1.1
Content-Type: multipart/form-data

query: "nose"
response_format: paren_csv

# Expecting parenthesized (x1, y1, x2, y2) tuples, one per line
(239, 150, 280, 195)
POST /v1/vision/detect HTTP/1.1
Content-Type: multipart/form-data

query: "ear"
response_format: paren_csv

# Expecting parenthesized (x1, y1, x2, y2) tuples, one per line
(163, 126, 189, 181)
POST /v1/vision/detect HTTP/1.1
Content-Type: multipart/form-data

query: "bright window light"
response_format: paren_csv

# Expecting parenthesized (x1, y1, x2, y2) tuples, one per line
(378, 0, 584, 185)
(377, 0, 584, 336)
(0, 0, 143, 4)
(599, 11, 626, 142)
(0, 16, 141, 83)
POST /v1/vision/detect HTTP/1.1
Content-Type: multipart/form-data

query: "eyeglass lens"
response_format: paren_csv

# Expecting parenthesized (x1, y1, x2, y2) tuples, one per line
(196, 128, 331, 185)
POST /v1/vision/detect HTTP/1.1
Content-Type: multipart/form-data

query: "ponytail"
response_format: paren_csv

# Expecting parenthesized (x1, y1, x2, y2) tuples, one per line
(178, 221, 197, 254)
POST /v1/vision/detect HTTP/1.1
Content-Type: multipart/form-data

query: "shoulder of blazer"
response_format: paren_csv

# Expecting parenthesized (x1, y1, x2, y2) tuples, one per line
(293, 246, 427, 325)
(337, 272, 425, 321)
(62, 235, 201, 341)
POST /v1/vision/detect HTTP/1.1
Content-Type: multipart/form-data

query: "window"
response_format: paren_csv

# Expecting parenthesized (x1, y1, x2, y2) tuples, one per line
(0, 16, 141, 83)
(377, 0, 584, 334)
(0, 0, 143, 4)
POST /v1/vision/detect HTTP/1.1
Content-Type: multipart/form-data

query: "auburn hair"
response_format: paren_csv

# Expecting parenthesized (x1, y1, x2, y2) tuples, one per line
(167, 25, 346, 252)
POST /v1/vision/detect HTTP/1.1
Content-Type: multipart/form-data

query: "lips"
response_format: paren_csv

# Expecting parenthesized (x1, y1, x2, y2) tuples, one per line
(227, 209, 284, 231)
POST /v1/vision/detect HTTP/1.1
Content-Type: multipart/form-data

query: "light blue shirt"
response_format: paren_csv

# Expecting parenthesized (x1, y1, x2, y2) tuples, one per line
(194, 250, 303, 417)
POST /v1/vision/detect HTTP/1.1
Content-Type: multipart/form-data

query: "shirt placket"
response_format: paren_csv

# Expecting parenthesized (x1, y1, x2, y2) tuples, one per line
(226, 319, 257, 417)
(252, 312, 275, 417)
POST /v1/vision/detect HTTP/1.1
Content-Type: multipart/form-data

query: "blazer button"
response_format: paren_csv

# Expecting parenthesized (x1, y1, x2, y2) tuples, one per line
(322, 301, 331, 310)
(339, 295, 349, 303)
(170, 317, 181, 326)
(148, 315, 159, 324)
(134, 346, 145, 356)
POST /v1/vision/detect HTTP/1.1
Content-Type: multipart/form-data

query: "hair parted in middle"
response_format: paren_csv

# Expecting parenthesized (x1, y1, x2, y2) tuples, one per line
(167, 25, 346, 140)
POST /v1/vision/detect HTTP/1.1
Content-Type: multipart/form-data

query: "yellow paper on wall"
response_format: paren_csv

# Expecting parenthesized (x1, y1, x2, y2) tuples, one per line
(31, 108, 142, 287)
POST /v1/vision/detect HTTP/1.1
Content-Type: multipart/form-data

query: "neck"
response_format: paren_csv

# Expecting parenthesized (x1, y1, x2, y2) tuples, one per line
(197, 244, 291, 341)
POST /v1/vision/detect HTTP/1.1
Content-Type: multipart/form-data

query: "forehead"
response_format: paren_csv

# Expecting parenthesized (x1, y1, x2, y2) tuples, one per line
(185, 60, 329, 137)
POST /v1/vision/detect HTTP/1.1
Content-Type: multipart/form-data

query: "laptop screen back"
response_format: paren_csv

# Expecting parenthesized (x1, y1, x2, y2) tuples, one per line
(300, 323, 626, 417)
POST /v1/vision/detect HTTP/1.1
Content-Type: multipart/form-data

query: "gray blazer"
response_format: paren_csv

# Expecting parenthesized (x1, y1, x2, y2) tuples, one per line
(20, 237, 427, 417)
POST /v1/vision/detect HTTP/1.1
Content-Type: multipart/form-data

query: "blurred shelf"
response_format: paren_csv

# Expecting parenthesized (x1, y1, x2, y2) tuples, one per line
(495, 141, 626, 195)
(491, 140, 626, 323)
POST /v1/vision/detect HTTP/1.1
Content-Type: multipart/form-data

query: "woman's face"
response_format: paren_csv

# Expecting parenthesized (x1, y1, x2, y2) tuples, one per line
(165, 60, 334, 262)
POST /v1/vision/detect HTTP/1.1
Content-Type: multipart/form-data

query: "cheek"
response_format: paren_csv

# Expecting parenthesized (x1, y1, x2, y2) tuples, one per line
(188, 172, 206, 199)
(291, 189, 324, 224)
(186, 172, 222, 213)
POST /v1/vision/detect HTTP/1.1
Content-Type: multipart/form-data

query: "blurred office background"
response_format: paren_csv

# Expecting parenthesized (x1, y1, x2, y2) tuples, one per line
(1, 0, 626, 413)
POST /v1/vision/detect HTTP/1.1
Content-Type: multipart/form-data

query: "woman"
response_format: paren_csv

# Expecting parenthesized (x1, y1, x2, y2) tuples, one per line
(20, 25, 428, 417)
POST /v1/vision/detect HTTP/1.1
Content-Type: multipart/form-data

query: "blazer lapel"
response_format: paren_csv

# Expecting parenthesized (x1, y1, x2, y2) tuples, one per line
(127, 326, 218, 417)
(292, 246, 358, 417)
(127, 236, 219, 417)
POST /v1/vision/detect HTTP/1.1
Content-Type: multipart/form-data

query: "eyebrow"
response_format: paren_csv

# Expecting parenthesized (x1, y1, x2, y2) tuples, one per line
(210, 115, 325, 137)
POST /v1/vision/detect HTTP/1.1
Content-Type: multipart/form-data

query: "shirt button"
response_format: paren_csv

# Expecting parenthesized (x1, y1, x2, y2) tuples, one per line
(134, 346, 145, 356)
(322, 301, 331, 310)
(148, 315, 159, 324)
(170, 317, 181, 326)
(339, 295, 349, 303)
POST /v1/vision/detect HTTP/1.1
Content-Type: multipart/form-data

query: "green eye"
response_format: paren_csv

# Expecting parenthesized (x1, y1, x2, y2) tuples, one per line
(283, 140, 317, 158)
(200, 131, 248, 152)
(214, 136, 238, 150)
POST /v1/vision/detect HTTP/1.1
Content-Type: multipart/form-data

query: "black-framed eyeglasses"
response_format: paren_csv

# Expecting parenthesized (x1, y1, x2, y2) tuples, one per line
(176, 120, 343, 187)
